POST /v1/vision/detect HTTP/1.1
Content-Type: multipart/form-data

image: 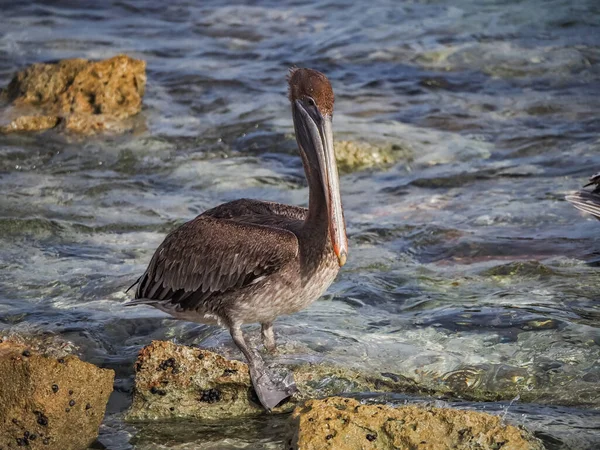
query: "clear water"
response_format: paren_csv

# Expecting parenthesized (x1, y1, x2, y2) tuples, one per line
(1, 0, 599, 448)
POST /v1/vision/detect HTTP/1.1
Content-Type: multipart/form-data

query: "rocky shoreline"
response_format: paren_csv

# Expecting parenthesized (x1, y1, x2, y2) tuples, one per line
(125, 340, 544, 449)
(0, 336, 548, 449)
(126, 340, 428, 420)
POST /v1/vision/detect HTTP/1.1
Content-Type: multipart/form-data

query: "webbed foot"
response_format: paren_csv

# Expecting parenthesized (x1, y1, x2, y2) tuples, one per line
(249, 365, 297, 410)
(229, 323, 297, 410)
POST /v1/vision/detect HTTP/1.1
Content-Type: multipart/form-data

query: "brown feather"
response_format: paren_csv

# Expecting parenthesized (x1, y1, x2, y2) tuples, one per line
(134, 199, 303, 310)
(288, 68, 334, 116)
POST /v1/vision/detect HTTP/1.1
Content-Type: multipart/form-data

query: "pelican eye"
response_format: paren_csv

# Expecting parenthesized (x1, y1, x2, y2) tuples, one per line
(306, 97, 316, 107)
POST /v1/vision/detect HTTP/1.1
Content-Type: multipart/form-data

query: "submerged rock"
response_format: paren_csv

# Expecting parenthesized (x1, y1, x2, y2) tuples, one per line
(0, 331, 78, 359)
(0, 340, 114, 450)
(481, 260, 555, 278)
(0, 54, 146, 134)
(126, 341, 426, 420)
(129, 341, 587, 423)
(334, 140, 412, 173)
(287, 397, 544, 450)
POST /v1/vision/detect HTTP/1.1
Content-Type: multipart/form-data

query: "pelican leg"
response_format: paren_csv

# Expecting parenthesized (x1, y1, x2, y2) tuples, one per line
(229, 324, 296, 410)
(261, 322, 277, 353)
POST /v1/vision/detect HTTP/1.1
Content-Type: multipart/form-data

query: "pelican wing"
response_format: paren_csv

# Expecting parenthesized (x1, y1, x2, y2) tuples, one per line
(132, 216, 299, 309)
(202, 198, 307, 222)
(566, 191, 600, 221)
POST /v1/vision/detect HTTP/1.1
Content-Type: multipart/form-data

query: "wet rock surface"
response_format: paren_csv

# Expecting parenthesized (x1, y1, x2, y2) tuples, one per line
(287, 397, 544, 450)
(334, 140, 412, 173)
(0, 340, 114, 450)
(126, 340, 599, 425)
(0, 54, 146, 134)
(126, 340, 260, 420)
(126, 341, 427, 420)
(0, 331, 79, 359)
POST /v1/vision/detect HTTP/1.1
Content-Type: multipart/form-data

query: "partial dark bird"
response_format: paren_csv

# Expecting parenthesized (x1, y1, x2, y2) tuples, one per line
(566, 173, 600, 220)
(126, 68, 347, 410)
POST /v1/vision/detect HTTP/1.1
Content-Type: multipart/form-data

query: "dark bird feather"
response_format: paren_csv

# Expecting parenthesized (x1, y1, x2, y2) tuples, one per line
(127, 199, 305, 310)
(566, 173, 600, 220)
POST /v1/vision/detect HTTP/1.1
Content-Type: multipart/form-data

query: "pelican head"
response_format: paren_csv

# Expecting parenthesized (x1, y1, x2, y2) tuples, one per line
(288, 68, 348, 267)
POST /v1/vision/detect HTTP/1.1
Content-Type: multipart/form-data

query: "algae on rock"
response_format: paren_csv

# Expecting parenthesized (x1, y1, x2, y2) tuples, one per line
(127, 340, 576, 423)
(334, 140, 412, 173)
(127, 340, 260, 420)
(126, 341, 428, 421)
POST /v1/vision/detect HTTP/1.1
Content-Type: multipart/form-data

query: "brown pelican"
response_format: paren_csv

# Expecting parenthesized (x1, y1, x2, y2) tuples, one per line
(126, 68, 347, 410)
(566, 173, 600, 220)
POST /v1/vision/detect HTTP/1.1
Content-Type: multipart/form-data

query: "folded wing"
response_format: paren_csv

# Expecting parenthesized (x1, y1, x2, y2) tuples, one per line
(132, 216, 299, 310)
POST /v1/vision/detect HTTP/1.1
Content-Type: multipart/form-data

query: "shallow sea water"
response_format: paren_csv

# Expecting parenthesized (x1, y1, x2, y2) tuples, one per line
(0, 0, 599, 448)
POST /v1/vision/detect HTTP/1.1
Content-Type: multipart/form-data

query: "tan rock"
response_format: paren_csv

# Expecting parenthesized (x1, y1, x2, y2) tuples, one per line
(0, 331, 78, 359)
(0, 115, 59, 133)
(0, 54, 146, 134)
(334, 140, 412, 173)
(126, 341, 425, 421)
(127, 340, 259, 420)
(0, 340, 114, 450)
(287, 397, 544, 450)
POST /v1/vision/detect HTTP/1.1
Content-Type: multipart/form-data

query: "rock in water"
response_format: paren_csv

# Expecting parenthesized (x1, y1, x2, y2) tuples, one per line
(0, 341, 114, 450)
(126, 341, 428, 421)
(127, 340, 261, 420)
(334, 140, 412, 173)
(287, 397, 544, 450)
(0, 54, 146, 134)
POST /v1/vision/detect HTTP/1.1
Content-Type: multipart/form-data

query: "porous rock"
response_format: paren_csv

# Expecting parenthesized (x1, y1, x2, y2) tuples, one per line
(287, 397, 544, 450)
(126, 341, 425, 420)
(334, 140, 412, 173)
(0, 340, 114, 450)
(127, 340, 259, 420)
(0, 54, 145, 134)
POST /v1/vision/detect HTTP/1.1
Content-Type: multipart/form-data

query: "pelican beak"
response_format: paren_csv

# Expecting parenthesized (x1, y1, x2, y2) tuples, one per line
(293, 100, 348, 267)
